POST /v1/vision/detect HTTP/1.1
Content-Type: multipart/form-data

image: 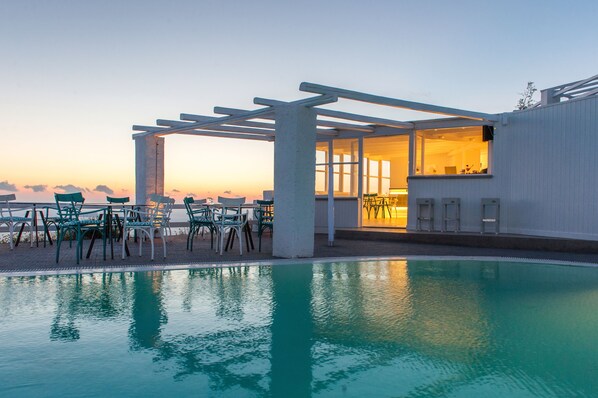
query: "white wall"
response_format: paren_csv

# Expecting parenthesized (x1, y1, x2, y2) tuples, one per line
(315, 198, 359, 233)
(408, 95, 598, 240)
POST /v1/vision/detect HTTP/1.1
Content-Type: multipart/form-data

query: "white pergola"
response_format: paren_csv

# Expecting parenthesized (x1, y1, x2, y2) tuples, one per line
(133, 83, 498, 258)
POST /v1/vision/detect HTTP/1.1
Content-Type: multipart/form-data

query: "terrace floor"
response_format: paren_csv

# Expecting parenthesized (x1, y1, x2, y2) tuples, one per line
(2, 230, 598, 274)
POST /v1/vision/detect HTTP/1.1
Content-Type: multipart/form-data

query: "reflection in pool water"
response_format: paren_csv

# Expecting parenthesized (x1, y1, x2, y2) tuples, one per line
(1, 260, 598, 397)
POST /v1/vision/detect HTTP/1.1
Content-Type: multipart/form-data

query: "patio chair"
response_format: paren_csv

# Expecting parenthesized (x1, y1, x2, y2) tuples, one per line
(121, 194, 174, 260)
(363, 194, 379, 219)
(183, 197, 215, 251)
(212, 196, 247, 255)
(0, 194, 34, 250)
(54, 192, 107, 264)
(254, 199, 273, 252)
(106, 196, 135, 242)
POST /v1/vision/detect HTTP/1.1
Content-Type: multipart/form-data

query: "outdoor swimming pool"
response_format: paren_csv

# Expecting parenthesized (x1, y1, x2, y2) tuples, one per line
(1, 258, 598, 397)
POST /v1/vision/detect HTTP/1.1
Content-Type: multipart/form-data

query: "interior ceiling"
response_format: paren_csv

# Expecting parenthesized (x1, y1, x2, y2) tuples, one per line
(317, 126, 485, 160)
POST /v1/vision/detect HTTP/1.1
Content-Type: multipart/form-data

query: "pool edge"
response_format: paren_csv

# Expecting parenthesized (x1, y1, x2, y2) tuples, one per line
(1, 254, 597, 277)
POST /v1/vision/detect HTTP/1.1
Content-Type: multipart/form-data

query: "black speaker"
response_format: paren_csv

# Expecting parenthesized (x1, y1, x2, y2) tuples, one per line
(482, 125, 494, 141)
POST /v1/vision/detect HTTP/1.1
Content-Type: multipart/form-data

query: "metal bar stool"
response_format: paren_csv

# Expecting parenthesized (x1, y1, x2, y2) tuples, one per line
(441, 198, 461, 232)
(416, 198, 434, 231)
(481, 198, 500, 234)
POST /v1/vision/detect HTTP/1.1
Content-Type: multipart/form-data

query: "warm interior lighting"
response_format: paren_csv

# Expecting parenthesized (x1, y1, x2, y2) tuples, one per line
(389, 188, 408, 195)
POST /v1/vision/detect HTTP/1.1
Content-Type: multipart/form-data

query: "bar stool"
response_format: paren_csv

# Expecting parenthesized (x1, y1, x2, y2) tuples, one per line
(441, 198, 461, 232)
(416, 198, 434, 231)
(481, 198, 500, 234)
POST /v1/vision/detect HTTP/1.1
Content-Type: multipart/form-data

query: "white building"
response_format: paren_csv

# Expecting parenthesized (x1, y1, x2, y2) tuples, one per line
(133, 74, 598, 257)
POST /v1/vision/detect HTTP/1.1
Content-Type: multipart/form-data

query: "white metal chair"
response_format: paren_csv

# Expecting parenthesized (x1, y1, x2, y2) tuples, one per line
(121, 195, 174, 260)
(0, 194, 34, 250)
(212, 196, 247, 255)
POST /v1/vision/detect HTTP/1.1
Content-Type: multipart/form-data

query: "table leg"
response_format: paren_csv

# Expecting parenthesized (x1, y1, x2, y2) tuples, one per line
(86, 229, 97, 258)
(108, 211, 114, 260)
(244, 222, 254, 251)
(15, 210, 30, 247)
(39, 211, 53, 246)
(33, 206, 39, 246)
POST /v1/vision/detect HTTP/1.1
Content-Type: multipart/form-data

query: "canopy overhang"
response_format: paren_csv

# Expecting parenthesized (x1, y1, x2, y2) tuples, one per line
(132, 82, 499, 142)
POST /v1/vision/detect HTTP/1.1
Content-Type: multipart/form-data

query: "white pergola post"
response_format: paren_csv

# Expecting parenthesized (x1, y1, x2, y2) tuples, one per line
(273, 104, 317, 258)
(134, 135, 165, 205)
(327, 141, 335, 246)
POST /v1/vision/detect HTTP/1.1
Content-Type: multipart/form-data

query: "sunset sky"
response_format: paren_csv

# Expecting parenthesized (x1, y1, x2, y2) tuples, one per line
(1, 0, 597, 203)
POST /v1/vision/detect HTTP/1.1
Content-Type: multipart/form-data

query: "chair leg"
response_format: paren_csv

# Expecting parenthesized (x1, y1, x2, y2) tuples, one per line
(219, 228, 225, 255)
(102, 227, 107, 261)
(161, 229, 167, 258)
(138, 229, 143, 257)
(8, 223, 14, 250)
(150, 229, 155, 261)
(56, 230, 63, 263)
(258, 229, 262, 252)
(121, 228, 127, 260)
(76, 228, 82, 265)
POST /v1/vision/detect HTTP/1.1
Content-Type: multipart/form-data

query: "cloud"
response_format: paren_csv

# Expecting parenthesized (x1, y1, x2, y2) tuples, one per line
(223, 190, 232, 194)
(94, 185, 114, 195)
(0, 180, 18, 192)
(172, 189, 180, 193)
(186, 193, 196, 197)
(24, 184, 47, 192)
(54, 184, 87, 193)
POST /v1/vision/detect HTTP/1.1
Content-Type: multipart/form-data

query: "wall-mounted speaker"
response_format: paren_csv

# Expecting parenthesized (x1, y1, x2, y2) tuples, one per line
(482, 125, 494, 141)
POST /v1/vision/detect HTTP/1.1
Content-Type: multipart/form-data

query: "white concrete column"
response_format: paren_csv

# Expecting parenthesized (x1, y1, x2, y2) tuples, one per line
(273, 104, 317, 258)
(134, 135, 165, 205)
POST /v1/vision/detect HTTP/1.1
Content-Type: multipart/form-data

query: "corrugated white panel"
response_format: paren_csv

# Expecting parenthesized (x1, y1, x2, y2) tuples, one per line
(314, 198, 359, 233)
(500, 96, 598, 239)
(408, 96, 598, 240)
(407, 177, 497, 232)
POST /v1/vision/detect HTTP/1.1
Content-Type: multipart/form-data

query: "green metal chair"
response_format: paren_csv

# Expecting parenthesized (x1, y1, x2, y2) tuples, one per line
(106, 196, 134, 242)
(254, 200, 273, 252)
(212, 196, 247, 255)
(183, 197, 215, 251)
(363, 194, 379, 219)
(121, 194, 174, 260)
(54, 192, 107, 264)
(0, 194, 34, 250)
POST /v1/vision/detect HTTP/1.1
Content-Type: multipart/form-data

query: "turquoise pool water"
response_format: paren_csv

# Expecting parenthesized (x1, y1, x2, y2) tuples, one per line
(1, 259, 598, 397)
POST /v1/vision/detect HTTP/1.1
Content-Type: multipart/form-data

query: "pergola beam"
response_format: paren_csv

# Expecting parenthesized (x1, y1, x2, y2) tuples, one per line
(156, 119, 275, 136)
(552, 73, 598, 97)
(176, 130, 273, 141)
(316, 108, 413, 129)
(256, 96, 412, 129)
(254, 98, 376, 132)
(213, 106, 339, 136)
(300, 82, 499, 122)
(133, 125, 271, 141)
(133, 94, 337, 139)
(180, 113, 276, 130)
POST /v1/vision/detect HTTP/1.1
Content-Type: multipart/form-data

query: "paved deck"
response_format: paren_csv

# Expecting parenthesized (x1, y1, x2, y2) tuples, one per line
(2, 230, 598, 274)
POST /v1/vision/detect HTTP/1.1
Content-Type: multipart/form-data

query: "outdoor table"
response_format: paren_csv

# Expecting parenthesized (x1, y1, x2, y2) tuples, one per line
(84, 203, 133, 259)
(13, 202, 53, 247)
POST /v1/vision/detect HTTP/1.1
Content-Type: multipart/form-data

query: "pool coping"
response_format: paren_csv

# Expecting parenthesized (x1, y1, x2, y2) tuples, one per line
(1, 255, 597, 277)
